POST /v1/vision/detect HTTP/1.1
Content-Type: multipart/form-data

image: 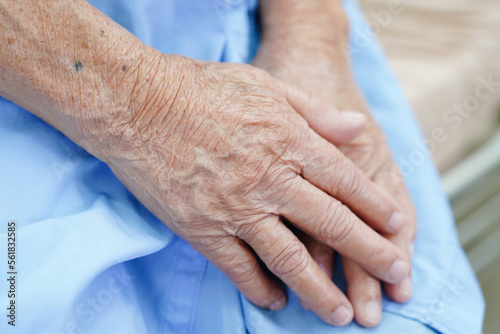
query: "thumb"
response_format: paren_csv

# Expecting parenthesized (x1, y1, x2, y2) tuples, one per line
(278, 80, 366, 145)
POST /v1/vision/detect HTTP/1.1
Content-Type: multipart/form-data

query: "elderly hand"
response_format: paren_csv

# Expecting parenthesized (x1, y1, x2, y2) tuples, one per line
(253, 2, 416, 327)
(0, 0, 409, 326)
(92, 54, 411, 326)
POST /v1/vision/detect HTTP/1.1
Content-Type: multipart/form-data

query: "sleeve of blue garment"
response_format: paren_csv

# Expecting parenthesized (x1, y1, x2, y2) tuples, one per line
(0, 1, 484, 334)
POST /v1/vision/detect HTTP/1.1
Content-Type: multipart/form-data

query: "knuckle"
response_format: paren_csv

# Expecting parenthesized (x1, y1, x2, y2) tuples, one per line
(265, 163, 296, 188)
(284, 116, 309, 149)
(316, 201, 339, 239)
(236, 217, 281, 245)
(268, 117, 306, 160)
(337, 167, 362, 199)
(236, 219, 267, 241)
(331, 215, 355, 246)
(240, 153, 299, 205)
(317, 202, 353, 245)
(266, 170, 301, 203)
(269, 243, 309, 279)
(313, 154, 361, 199)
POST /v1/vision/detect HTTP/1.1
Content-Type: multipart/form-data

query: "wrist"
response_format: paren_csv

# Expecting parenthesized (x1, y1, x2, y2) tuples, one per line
(80, 49, 187, 164)
(254, 34, 353, 95)
(0, 0, 188, 164)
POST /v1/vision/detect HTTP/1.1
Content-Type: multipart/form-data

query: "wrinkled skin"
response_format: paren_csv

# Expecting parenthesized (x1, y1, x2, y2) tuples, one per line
(0, 0, 412, 329)
(253, 15, 417, 328)
(94, 54, 410, 326)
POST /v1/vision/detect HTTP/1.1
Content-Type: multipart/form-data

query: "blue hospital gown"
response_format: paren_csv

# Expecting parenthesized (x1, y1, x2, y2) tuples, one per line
(0, 0, 484, 333)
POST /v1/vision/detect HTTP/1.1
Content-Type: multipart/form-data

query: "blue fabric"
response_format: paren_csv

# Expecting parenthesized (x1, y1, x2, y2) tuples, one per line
(0, 0, 484, 333)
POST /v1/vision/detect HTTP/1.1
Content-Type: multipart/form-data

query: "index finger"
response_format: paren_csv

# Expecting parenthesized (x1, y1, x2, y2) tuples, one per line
(279, 84, 406, 234)
(279, 176, 410, 285)
(298, 128, 407, 234)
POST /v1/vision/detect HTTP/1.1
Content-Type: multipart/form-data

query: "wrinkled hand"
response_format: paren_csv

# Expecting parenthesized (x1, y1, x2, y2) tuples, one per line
(89, 52, 410, 326)
(253, 30, 417, 327)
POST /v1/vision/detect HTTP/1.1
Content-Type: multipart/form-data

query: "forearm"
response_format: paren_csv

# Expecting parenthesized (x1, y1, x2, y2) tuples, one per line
(257, 0, 370, 114)
(259, 0, 348, 51)
(0, 0, 172, 159)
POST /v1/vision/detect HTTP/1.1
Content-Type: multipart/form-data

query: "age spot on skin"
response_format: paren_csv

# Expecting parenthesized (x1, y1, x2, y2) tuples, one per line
(74, 61, 83, 72)
(7, 38, 14, 45)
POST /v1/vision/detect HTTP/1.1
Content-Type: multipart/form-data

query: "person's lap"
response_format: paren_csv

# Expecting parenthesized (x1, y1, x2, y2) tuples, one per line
(0, 0, 484, 333)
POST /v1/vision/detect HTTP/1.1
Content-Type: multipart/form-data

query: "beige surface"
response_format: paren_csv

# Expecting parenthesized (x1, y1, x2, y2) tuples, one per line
(357, 2, 500, 331)
(360, 0, 500, 171)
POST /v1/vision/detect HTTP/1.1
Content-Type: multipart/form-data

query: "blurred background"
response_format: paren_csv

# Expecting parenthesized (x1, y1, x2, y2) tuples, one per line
(358, 0, 500, 332)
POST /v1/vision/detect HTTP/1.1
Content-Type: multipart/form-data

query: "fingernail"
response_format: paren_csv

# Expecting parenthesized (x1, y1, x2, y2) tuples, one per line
(399, 277, 412, 300)
(363, 300, 382, 325)
(387, 212, 405, 233)
(330, 305, 352, 326)
(388, 259, 409, 283)
(339, 111, 366, 124)
(269, 294, 287, 311)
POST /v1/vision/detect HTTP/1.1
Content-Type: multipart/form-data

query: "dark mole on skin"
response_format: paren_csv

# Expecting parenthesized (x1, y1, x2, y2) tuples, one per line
(74, 61, 83, 72)
(122, 65, 128, 71)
